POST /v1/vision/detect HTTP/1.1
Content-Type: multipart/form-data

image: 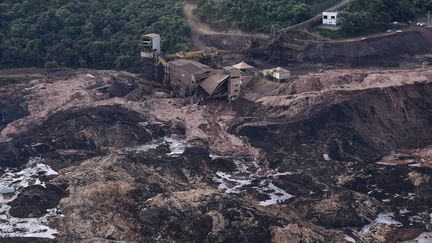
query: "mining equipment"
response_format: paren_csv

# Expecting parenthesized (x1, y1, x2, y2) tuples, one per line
(140, 33, 251, 101)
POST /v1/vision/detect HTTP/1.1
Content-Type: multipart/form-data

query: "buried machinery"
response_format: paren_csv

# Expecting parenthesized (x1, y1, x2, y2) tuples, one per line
(140, 33, 251, 101)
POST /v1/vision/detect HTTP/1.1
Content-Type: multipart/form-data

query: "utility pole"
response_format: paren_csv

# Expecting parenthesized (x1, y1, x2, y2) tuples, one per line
(428, 10, 430, 27)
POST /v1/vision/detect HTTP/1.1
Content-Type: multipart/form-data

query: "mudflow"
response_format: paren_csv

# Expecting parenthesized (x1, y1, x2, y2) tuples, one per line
(1, 66, 432, 243)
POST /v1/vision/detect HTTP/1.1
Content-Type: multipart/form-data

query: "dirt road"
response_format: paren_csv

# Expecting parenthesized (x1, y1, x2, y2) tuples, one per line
(183, 3, 267, 49)
(183, 3, 220, 49)
(183, 0, 350, 50)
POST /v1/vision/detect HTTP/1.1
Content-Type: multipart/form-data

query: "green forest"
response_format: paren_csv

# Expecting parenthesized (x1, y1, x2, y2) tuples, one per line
(340, 0, 432, 34)
(194, 0, 336, 32)
(1, 0, 431, 69)
(0, 0, 189, 69)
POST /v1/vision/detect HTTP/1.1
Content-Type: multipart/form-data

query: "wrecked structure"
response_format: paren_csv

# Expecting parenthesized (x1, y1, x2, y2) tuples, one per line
(140, 33, 248, 101)
(169, 59, 241, 99)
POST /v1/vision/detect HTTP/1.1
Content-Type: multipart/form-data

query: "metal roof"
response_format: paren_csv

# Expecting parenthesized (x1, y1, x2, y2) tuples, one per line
(232, 61, 254, 70)
(170, 59, 213, 74)
(200, 72, 229, 95)
(143, 33, 160, 38)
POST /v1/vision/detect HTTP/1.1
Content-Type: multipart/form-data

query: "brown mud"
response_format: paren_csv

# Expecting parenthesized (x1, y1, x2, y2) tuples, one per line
(0, 67, 432, 242)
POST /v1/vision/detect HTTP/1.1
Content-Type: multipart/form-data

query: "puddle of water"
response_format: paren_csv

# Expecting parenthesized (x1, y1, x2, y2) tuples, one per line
(0, 158, 59, 239)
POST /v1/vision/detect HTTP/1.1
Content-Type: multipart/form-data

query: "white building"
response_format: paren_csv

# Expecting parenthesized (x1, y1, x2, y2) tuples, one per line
(262, 67, 291, 82)
(322, 11, 339, 26)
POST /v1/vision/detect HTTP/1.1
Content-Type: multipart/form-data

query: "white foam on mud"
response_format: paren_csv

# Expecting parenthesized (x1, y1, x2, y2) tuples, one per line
(165, 137, 187, 156)
(0, 205, 58, 239)
(122, 136, 187, 156)
(358, 213, 402, 237)
(382, 150, 396, 160)
(399, 208, 410, 215)
(272, 171, 293, 177)
(377, 161, 400, 166)
(212, 157, 295, 206)
(0, 158, 59, 239)
(409, 163, 422, 167)
(122, 143, 161, 153)
(413, 232, 432, 243)
(375, 213, 402, 225)
(0, 157, 58, 190)
(258, 181, 294, 206)
(344, 235, 356, 243)
(213, 172, 252, 194)
(401, 232, 432, 243)
(408, 211, 431, 226)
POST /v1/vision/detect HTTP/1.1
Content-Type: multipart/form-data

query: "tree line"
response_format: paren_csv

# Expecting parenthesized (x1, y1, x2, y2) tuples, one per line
(193, 0, 330, 32)
(0, 0, 189, 69)
(340, 0, 432, 34)
(2, 0, 431, 70)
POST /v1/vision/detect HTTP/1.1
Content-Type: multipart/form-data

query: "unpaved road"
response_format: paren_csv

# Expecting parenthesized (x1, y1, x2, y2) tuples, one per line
(183, 3, 267, 49)
(183, 0, 349, 50)
(183, 3, 221, 49)
(326, 25, 432, 43)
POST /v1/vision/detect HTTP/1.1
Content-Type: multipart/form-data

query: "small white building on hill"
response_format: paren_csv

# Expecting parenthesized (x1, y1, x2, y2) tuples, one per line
(322, 11, 339, 26)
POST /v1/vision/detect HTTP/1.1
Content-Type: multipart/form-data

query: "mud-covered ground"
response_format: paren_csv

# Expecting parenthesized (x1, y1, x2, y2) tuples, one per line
(1, 67, 432, 242)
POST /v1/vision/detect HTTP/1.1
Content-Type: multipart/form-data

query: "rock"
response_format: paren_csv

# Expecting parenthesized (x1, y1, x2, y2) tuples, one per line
(408, 171, 431, 187)
(154, 91, 170, 98)
(270, 224, 346, 243)
(8, 184, 68, 218)
(309, 192, 381, 228)
(0, 141, 30, 168)
(206, 211, 225, 233)
(107, 82, 135, 97)
(0, 238, 54, 243)
(362, 223, 393, 243)
(0, 103, 28, 131)
(386, 228, 424, 242)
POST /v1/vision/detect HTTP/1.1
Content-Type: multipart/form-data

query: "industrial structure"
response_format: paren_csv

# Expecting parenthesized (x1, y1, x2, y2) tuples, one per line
(140, 33, 250, 101)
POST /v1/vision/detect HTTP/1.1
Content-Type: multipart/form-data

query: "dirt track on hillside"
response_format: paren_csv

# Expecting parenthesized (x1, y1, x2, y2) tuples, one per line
(183, 3, 267, 50)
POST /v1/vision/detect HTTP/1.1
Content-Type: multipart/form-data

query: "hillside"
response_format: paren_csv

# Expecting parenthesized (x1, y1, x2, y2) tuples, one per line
(193, 0, 340, 32)
(335, 0, 431, 36)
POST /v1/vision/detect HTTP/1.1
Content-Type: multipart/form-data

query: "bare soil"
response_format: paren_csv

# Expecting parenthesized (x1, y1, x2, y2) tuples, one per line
(1, 66, 432, 242)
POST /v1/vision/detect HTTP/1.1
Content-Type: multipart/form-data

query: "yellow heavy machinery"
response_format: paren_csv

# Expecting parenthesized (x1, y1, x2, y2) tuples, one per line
(165, 47, 223, 68)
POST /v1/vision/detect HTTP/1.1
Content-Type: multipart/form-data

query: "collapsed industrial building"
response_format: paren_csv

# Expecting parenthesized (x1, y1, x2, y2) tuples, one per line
(140, 33, 253, 101)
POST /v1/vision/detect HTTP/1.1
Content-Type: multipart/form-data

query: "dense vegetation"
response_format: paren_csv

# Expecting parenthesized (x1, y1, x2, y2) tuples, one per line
(340, 0, 432, 34)
(0, 0, 189, 69)
(194, 0, 338, 32)
(2, 0, 431, 69)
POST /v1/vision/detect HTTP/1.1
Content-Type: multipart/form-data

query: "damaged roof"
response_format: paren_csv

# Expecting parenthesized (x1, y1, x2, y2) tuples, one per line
(200, 72, 229, 95)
